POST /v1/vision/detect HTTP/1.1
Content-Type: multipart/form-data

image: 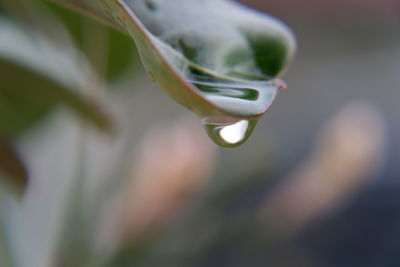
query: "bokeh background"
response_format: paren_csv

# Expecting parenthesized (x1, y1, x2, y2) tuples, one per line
(1, 0, 400, 267)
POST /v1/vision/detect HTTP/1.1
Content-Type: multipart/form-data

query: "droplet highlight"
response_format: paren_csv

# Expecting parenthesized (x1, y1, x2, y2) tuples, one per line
(219, 120, 249, 144)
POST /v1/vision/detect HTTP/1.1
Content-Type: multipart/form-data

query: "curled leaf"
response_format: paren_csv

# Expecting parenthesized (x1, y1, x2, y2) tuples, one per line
(101, 0, 295, 147)
(99, 0, 295, 112)
(49, 0, 296, 146)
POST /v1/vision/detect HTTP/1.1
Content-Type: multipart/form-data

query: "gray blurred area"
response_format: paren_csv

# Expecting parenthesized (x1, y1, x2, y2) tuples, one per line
(240, 0, 400, 173)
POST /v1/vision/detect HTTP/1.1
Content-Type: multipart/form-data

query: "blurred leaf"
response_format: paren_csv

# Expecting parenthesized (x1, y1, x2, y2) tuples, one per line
(0, 17, 112, 138)
(46, 2, 137, 82)
(11, 111, 85, 267)
(46, 2, 86, 44)
(47, 0, 123, 32)
(0, 138, 27, 195)
(0, 183, 17, 267)
(0, 228, 13, 267)
(106, 29, 137, 81)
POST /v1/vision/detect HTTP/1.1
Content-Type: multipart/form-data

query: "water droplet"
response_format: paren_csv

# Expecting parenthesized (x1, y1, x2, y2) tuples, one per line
(203, 119, 257, 148)
(187, 74, 280, 147)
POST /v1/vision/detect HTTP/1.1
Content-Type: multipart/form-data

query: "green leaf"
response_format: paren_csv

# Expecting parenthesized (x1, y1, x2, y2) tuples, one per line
(0, 17, 112, 139)
(99, 0, 294, 119)
(47, 0, 124, 32)
(48, 0, 295, 119)
(48, 0, 295, 147)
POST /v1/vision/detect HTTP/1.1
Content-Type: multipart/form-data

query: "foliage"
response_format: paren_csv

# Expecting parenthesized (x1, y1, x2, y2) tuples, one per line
(5, 1, 383, 267)
(0, 1, 388, 266)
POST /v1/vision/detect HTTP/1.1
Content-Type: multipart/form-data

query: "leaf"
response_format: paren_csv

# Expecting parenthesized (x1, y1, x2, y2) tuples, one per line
(47, 0, 295, 147)
(46, 2, 138, 82)
(49, 0, 295, 120)
(0, 186, 16, 267)
(47, 0, 124, 32)
(99, 0, 295, 120)
(12, 111, 87, 267)
(0, 228, 13, 267)
(0, 16, 112, 139)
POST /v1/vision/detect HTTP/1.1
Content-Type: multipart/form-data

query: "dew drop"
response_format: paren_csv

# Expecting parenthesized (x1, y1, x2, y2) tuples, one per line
(203, 119, 257, 148)
(187, 75, 279, 147)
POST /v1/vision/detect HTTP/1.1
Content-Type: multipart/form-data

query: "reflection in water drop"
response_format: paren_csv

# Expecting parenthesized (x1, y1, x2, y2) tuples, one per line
(189, 77, 279, 117)
(203, 119, 257, 148)
(219, 120, 249, 144)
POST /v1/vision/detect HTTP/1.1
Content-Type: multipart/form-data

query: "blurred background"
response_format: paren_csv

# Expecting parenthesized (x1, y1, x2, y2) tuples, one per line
(0, 0, 399, 267)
